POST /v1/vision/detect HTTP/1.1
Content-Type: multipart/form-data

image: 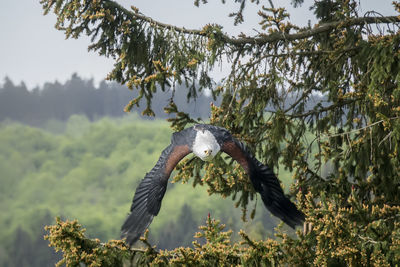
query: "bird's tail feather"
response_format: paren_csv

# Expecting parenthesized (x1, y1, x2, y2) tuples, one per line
(121, 212, 153, 246)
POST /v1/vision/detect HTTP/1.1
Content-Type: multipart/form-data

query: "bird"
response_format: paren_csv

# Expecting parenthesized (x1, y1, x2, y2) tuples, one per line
(121, 124, 305, 245)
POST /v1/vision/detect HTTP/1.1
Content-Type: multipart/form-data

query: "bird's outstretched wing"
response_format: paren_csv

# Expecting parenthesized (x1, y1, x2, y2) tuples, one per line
(220, 134, 305, 228)
(121, 129, 194, 245)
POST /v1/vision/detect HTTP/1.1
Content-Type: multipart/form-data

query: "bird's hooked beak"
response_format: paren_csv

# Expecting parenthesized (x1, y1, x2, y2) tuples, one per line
(201, 149, 214, 162)
(204, 149, 212, 156)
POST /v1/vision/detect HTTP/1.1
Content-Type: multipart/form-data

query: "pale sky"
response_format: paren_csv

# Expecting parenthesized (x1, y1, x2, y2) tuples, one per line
(0, 0, 396, 89)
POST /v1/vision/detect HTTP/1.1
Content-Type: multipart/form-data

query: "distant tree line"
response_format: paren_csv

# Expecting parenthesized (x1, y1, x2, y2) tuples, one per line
(0, 74, 215, 126)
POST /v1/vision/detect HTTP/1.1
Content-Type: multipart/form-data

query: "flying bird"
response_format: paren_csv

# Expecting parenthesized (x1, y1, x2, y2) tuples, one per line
(121, 124, 305, 245)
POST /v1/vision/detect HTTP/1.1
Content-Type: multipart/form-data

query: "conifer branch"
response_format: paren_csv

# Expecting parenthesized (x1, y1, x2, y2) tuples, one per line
(288, 98, 361, 118)
(103, 0, 400, 46)
(103, 0, 206, 37)
(319, 116, 400, 139)
(229, 16, 400, 45)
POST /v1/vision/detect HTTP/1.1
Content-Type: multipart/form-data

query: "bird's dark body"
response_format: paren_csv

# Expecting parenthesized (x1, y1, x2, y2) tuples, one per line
(121, 124, 305, 245)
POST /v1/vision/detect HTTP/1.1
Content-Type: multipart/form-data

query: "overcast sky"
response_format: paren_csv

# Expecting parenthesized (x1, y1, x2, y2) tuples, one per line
(0, 0, 396, 89)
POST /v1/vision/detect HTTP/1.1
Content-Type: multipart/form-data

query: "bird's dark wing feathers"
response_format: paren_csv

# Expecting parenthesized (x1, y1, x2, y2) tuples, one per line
(121, 133, 192, 245)
(221, 136, 305, 228)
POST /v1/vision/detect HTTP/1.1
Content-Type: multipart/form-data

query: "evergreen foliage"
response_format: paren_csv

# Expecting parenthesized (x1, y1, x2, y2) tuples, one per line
(39, 0, 400, 265)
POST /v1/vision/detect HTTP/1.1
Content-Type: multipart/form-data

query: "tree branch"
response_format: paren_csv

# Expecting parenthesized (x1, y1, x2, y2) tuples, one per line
(103, 0, 206, 36)
(288, 98, 361, 118)
(229, 16, 400, 45)
(103, 0, 400, 46)
(319, 116, 400, 140)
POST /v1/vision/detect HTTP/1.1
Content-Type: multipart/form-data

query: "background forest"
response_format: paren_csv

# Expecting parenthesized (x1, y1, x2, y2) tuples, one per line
(0, 76, 288, 266)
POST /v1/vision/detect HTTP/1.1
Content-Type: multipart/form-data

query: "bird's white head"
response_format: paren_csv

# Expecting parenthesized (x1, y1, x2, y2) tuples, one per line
(192, 129, 220, 161)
